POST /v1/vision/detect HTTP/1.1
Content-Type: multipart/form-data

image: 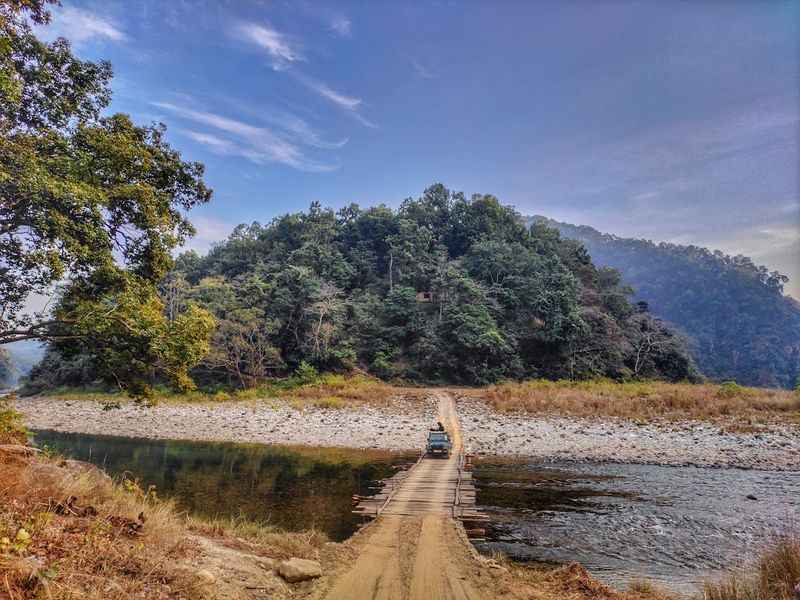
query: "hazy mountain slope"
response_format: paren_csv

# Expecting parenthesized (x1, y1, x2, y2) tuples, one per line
(3, 340, 44, 385)
(532, 217, 800, 388)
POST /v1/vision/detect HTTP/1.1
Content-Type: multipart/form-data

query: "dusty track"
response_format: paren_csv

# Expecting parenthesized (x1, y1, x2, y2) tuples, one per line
(315, 391, 483, 600)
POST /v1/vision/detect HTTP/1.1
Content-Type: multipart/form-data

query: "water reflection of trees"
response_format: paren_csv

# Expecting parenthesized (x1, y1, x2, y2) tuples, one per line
(34, 431, 410, 541)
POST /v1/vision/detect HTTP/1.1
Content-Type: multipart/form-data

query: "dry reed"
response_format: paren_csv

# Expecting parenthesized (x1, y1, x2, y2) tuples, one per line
(476, 379, 800, 423)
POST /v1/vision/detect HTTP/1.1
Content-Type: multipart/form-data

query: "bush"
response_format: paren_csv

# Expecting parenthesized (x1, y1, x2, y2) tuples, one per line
(293, 361, 319, 385)
(717, 381, 746, 399)
(312, 396, 346, 409)
(0, 394, 27, 444)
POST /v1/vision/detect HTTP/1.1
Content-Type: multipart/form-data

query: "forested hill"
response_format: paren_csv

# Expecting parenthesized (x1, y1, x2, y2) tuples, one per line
(534, 218, 800, 389)
(154, 185, 696, 387)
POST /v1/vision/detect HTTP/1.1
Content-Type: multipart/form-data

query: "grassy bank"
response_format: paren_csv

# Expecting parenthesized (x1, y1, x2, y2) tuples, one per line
(700, 533, 800, 600)
(473, 379, 800, 425)
(0, 398, 325, 599)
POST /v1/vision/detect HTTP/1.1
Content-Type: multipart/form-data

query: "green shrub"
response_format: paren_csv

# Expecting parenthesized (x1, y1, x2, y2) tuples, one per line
(312, 396, 346, 409)
(0, 394, 27, 444)
(717, 381, 745, 399)
(293, 361, 319, 385)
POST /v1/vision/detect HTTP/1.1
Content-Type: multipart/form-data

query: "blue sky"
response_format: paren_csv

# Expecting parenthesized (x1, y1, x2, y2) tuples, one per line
(38, 0, 800, 296)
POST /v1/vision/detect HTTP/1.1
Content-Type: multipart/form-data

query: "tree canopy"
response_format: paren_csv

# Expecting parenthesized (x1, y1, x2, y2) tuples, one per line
(1, 0, 214, 395)
(134, 185, 696, 387)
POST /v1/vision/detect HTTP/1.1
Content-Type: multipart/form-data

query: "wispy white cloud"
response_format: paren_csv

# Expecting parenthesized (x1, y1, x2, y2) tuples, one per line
(212, 94, 349, 150)
(232, 21, 376, 127)
(235, 22, 303, 70)
(43, 5, 126, 44)
(351, 112, 379, 129)
(292, 72, 377, 128)
(630, 190, 660, 204)
(411, 59, 436, 79)
(154, 102, 337, 172)
(180, 129, 239, 154)
(311, 81, 361, 110)
(264, 111, 348, 149)
(293, 73, 360, 110)
(330, 16, 351, 37)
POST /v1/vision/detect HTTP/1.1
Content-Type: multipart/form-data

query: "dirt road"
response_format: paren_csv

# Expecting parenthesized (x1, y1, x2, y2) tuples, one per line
(315, 392, 484, 600)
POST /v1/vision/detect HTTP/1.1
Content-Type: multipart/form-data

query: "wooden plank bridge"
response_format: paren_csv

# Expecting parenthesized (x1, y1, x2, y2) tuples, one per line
(353, 444, 488, 536)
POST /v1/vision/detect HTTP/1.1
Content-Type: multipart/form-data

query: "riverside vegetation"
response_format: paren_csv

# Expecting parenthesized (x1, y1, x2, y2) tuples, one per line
(0, 397, 328, 599)
(476, 379, 800, 424)
(23, 187, 702, 396)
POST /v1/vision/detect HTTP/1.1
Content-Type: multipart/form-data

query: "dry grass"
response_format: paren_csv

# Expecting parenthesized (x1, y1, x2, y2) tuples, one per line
(0, 450, 191, 599)
(280, 373, 409, 408)
(185, 514, 327, 561)
(699, 532, 800, 600)
(493, 559, 678, 600)
(0, 447, 324, 599)
(473, 379, 800, 424)
(33, 373, 417, 409)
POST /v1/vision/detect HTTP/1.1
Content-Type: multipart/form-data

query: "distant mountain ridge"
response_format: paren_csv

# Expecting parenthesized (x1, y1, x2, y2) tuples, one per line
(530, 216, 800, 388)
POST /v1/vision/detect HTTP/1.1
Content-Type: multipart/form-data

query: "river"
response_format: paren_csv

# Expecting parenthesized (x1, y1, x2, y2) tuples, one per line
(473, 459, 800, 594)
(32, 429, 416, 542)
(32, 430, 799, 595)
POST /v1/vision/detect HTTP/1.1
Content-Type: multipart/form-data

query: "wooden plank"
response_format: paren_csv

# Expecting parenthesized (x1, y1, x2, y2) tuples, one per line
(352, 450, 487, 523)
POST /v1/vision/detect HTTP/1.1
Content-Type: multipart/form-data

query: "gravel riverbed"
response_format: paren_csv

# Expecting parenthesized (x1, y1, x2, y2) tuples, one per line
(17, 396, 437, 452)
(459, 398, 800, 470)
(16, 395, 800, 469)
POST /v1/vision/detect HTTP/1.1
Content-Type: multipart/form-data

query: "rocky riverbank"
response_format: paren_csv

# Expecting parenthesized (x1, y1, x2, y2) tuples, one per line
(17, 395, 437, 451)
(459, 397, 800, 470)
(15, 394, 800, 469)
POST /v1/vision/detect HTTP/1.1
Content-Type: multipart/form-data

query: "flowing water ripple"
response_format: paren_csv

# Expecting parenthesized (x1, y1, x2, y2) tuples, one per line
(474, 460, 800, 595)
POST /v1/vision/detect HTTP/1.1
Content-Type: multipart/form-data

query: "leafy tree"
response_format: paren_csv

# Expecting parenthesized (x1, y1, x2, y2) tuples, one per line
(1, 0, 214, 394)
(204, 319, 282, 389)
(30, 181, 700, 390)
(54, 274, 215, 397)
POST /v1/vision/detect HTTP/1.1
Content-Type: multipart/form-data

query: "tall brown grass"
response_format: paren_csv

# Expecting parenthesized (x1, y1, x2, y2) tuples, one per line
(476, 379, 800, 423)
(280, 373, 414, 407)
(35, 373, 418, 408)
(700, 533, 800, 600)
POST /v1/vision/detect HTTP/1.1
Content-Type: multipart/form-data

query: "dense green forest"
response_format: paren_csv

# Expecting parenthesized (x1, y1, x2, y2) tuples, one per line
(28, 185, 698, 390)
(537, 218, 800, 389)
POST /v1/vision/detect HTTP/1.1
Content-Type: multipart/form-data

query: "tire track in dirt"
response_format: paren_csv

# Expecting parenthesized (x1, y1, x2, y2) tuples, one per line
(318, 392, 483, 600)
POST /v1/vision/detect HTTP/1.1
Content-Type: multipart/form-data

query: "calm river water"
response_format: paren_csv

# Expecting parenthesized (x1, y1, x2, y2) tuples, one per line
(32, 429, 416, 541)
(32, 430, 799, 595)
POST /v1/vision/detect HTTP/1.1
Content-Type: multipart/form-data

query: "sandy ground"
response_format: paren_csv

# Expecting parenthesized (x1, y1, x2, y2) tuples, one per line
(307, 393, 485, 600)
(16, 394, 800, 469)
